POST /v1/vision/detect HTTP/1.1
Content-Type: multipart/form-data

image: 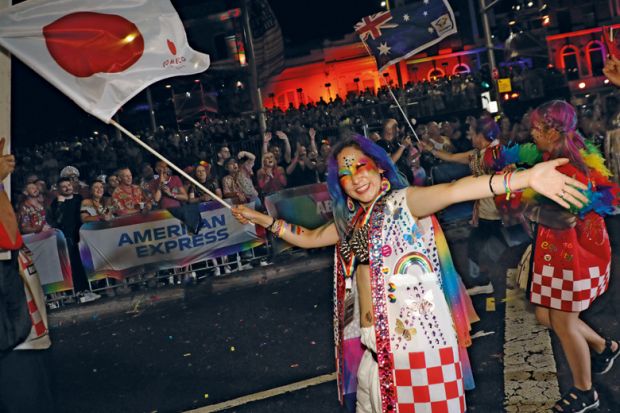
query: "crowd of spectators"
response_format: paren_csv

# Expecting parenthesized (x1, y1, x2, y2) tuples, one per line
(8, 67, 618, 300)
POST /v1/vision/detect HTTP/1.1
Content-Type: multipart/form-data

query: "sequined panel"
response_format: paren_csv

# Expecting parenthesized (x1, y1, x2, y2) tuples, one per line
(369, 195, 397, 412)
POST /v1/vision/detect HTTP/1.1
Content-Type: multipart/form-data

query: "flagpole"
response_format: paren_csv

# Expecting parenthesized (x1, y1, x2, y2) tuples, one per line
(360, 41, 420, 143)
(109, 119, 232, 210)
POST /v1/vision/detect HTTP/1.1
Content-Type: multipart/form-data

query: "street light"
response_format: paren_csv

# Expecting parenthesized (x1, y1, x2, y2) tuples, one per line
(325, 82, 332, 100)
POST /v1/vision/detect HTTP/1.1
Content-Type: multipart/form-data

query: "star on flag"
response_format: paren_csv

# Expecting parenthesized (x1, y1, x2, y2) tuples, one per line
(423, 11, 428, 16)
(403, 14, 410, 22)
(377, 42, 391, 55)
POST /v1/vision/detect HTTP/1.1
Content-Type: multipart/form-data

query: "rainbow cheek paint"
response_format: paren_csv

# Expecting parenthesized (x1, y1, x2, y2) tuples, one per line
(338, 157, 379, 186)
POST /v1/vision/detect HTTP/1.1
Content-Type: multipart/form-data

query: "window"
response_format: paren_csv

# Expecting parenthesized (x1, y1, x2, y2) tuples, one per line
(586, 41, 606, 77)
(560, 45, 580, 81)
(452, 64, 471, 75)
(428, 68, 445, 81)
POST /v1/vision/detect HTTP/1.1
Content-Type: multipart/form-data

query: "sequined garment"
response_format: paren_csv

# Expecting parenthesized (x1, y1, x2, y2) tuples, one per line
(334, 189, 477, 413)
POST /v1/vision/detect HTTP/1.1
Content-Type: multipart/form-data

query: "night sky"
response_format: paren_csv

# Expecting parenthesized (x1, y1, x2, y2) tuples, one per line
(9, 0, 385, 147)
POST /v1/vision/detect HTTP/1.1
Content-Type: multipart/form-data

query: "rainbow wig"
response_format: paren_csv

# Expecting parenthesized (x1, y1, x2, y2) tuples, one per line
(327, 134, 409, 236)
(531, 100, 588, 173)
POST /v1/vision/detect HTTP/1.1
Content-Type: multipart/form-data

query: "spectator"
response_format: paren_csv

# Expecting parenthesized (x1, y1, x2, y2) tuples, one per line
(221, 158, 247, 204)
(262, 131, 292, 168)
(286, 144, 316, 187)
(150, 160, 188, 209)
(257, 152, 286, 196)
(426, 121, 454, 152)
(211, 144, 231, 188)
(49, 177, 100, 303)
(33, 178, 52, 208)
(185, 161, 223, 203)
(17, 182, 51, 234)
(236, 151, 259, 203)
(105, 173, 120, 197)
(139, 163, 156, 208)
(59, 165, 90, 199)
(112, 167, 148, 216)
(80, 180, 114, 223)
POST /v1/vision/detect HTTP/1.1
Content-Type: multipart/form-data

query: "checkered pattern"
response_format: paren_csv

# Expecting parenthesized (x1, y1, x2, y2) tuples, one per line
(18, 249, 48, 339)
(393, 346, 465, 413)
(26, 288, 47, 337)
(530, 264, 610, 312)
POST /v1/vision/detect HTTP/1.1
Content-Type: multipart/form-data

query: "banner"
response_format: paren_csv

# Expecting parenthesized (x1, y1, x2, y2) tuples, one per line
(0, 0, 210, 123)
(79, 202, 264, 281)
(264, 183, 332, 253)
(248, 0, 284, 86)
(22, 229, 74, 294)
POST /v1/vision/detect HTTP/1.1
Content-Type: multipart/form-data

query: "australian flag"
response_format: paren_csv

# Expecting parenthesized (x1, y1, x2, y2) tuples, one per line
(355, 0, 457, 72)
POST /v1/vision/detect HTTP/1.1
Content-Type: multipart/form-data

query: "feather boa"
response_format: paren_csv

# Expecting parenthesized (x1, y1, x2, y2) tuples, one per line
(482, 142, 619, 217)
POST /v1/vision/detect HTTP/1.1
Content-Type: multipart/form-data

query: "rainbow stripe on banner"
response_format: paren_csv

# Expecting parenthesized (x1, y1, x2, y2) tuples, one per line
(79, 202, 264, 281)
(23, 229, 74, 294)
(264, 183, 332, 253)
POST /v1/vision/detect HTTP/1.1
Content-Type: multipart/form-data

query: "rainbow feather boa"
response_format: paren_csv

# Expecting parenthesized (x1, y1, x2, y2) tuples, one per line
(483, 142, 619, 217)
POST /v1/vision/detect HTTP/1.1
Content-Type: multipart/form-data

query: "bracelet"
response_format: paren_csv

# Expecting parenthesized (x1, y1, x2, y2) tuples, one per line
(265, 217, 276, 232)
(0, 182, 4, 192)
(489, 174, 497, 196)
(270, 219, 285, 238)
(503, 171, 511, 200)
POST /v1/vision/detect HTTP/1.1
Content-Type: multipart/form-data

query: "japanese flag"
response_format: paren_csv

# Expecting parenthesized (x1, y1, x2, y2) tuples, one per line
(0, 0, 210, 123)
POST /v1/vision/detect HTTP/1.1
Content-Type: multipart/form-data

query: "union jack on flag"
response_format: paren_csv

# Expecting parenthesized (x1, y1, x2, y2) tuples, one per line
(354, 0, 457, 72)
(355, 11, 399, 41)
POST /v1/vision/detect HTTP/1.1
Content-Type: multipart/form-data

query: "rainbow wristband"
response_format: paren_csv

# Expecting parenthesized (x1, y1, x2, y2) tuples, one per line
(503, 171, 511, 200)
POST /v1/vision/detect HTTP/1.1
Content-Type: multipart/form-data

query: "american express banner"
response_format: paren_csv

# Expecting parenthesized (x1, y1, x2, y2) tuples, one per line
(264, 183, 333, 253)
(23, 229, 74, 294)
(79, 202, 264, 281)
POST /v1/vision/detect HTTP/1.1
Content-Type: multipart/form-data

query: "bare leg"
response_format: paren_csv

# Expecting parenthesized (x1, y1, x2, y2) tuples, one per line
(549, 309, 592, 390)
(536, 306, 607, 353)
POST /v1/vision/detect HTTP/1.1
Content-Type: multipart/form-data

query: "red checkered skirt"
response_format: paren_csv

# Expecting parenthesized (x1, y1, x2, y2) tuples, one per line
(530, 213, 611, 312)
(393, 346, 465, 413)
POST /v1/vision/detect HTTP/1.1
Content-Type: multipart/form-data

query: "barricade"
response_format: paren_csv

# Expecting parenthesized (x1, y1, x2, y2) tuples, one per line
(27, 184, 334, 309)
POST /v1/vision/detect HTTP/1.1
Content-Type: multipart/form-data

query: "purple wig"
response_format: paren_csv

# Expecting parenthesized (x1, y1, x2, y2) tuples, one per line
(327, 134, 409, 236)
(531, 100, 587, 173)
(475, 117, 500, 142)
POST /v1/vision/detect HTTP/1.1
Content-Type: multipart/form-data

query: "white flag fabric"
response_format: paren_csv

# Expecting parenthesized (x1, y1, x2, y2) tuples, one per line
(0, 0, 210, 123)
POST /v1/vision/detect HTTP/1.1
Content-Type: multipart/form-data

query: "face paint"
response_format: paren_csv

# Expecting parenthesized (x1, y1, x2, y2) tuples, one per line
(338, 156, 379, 185)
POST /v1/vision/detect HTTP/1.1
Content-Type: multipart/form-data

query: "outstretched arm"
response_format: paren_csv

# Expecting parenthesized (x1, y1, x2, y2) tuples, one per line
(232, 205, 339, 248)
(406, 158, 588, 218)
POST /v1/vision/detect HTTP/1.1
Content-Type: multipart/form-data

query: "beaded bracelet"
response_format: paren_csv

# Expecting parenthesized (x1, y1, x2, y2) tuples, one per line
(270, 219, 285, 238)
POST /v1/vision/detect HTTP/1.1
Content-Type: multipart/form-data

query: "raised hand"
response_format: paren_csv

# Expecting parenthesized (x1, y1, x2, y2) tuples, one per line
(0, 137, 16, 181)
(275, 131, 288, 140)
(528, 158, 588, 209)
(309, 127, 316, 140)
(263, 132, 272, 143)
(603, 56, 620, 88)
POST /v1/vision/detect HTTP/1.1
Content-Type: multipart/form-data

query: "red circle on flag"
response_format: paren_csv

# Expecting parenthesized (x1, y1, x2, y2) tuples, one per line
(43, 12, 145, 78)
